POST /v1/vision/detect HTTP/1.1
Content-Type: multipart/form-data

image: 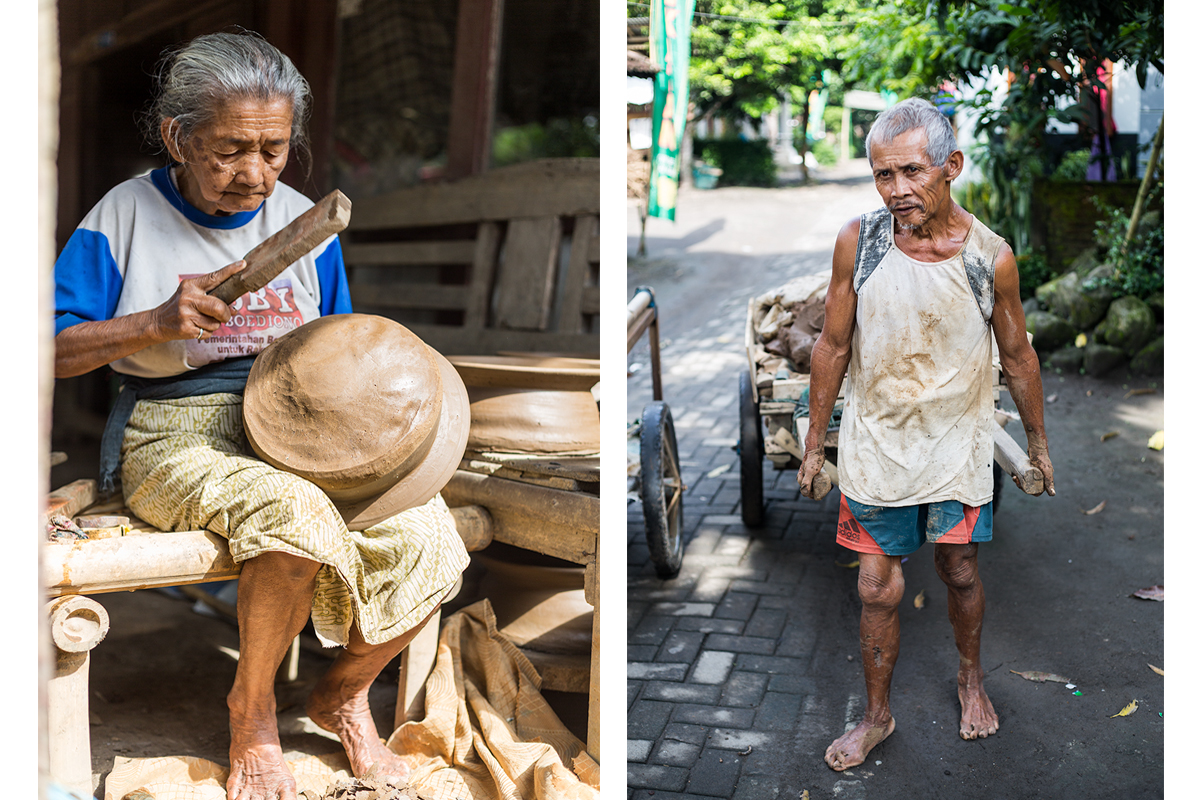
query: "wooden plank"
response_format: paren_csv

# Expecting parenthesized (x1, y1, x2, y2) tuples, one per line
(465, 221, 502, 329)
(559, 215, 598, 334)
(580, 286, 600, 316)
(343, 241, 477, 266)
(347, 283, 470, 311)
(351, 159, 600, 229)
(495, 217, 561, 331)
(359, 323, 597, 358)
(46, 480, 98, 523)
(63, 0, 230, 66)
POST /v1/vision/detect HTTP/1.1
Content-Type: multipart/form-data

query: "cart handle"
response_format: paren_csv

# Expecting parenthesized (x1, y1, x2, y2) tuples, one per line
(628, 286, 664, 402)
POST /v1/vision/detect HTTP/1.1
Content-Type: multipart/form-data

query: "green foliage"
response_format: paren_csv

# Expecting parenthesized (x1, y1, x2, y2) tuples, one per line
(694, 138, 777, 186)
(823, 105, 843, 139)
(1015, 252, 1055, 300)
(810, 137, 839, 166)
(689, 1, 862, 126)
(1085, 188, 1164, 300)
(840, 0, 1163, 255)
(1049, 149, 1093, 182)
(492, 116, 599, 167)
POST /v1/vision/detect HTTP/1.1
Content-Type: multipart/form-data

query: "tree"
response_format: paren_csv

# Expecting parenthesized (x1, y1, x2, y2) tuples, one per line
(842, 0, 1164, 252)
(687, 1, 863, 180)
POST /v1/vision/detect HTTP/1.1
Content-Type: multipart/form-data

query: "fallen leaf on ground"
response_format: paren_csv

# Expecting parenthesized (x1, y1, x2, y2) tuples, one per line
(1101, 431, 1120, 442)
(1131, 585, 1164, 601)
(914, 590, 926, 609)
(835, 559, 860, 569)
(1148, 430, 1164, 450)
(1149, 664, 1164, 676)
(1075, 333, 1088, 348)
(1110, 700, 1139, 718)
(800, 792, 810, 800)
(1046, 393, 1058, 403)
(706, 463, 731, 478)
(1082, 500, 1107, 516)
(1124, 387, 1157, 398)
(1010, 670, 1070, 683)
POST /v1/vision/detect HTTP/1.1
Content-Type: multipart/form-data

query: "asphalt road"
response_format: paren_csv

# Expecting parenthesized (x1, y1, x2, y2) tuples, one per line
(626, 161, 1165, 799)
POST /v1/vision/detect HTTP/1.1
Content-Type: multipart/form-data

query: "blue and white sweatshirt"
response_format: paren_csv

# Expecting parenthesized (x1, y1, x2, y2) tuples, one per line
(54, 166, 353, 378)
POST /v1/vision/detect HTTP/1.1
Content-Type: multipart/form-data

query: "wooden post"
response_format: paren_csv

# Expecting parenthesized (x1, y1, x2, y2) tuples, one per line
(46, 596, 110, 797)
(446, 0, 505, 179)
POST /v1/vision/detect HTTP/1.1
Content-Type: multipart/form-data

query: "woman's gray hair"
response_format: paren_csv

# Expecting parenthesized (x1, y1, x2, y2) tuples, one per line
(865, 97, 958, 167)
(144, 31, 311, 163)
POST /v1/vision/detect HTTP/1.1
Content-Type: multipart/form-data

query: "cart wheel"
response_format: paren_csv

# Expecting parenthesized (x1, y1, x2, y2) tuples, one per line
(641, 401, 684, 578)
(738, 369, 764, 527)
(991, 461, 1004, 516)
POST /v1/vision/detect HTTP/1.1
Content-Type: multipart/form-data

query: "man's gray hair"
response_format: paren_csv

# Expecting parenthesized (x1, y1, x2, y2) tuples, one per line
(145, 31, 311, 162)
(865, 97, 957, 167)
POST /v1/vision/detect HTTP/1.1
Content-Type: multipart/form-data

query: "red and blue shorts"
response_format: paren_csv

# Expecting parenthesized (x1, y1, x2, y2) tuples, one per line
(836, 495, 992, 557)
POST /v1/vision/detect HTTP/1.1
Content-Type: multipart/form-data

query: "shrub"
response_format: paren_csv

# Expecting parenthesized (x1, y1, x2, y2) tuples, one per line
(693, 139, 777, 187)
(1083, 186, 1164, 301)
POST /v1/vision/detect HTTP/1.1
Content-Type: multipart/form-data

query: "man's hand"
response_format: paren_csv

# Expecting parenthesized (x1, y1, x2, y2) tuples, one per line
(798, 448, 828, 499)
(1023, 443, 1055, 496)
(150, 259, 246, 341)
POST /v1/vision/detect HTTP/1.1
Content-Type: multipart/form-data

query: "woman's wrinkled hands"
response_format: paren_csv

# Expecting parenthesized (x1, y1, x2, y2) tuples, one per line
(151, 260, 245, 342)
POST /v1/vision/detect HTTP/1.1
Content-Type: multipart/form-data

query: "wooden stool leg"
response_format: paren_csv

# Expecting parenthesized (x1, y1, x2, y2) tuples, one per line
(585, 556, 599, 762)
(46, 596, 110, 797)
(395, 607, 441, 731)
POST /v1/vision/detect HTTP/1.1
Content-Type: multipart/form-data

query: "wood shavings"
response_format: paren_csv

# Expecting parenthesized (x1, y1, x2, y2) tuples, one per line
(1124, 387, 1157, 398)
(1100, 431, 1120, 442)
(1082, 501, 1107, 516)
(1148, 664, 1164, 676)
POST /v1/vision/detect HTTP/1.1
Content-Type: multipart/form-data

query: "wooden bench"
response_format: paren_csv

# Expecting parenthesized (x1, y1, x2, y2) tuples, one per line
(341, 157, 600, 357)
(42, 478, 494, 797)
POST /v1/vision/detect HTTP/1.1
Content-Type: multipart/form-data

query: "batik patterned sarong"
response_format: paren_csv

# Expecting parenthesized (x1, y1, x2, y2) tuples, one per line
(119, 393, 469, 647)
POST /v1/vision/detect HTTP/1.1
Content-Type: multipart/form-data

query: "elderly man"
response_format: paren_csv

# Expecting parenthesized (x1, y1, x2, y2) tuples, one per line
(798, 97, 1055, 771)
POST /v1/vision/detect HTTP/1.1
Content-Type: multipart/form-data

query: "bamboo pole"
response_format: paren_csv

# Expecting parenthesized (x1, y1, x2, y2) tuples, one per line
(1121, 115, 1164, 257)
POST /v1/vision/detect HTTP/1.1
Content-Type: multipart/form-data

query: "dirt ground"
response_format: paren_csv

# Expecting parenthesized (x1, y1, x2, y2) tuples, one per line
(67, 546, 589, 798)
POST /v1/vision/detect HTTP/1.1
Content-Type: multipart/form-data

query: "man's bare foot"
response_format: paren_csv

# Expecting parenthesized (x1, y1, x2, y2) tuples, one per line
(824, 717, 896, 771)
(307, 685, 411, 784)
(227, 701, 299, 800)
(958, 672, 999, 740)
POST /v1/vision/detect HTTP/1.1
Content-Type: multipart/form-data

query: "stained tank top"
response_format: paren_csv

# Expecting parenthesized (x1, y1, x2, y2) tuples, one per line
(837, 207, 1004, 507)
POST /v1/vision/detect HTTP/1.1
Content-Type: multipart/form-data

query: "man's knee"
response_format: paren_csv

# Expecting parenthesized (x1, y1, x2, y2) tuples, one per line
(935, 544, 979, 590)
(858, 559, 904, 610)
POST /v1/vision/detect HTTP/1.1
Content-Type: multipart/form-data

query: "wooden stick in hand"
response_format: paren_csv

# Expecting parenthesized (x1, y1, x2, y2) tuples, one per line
(209, 190, 352, 304)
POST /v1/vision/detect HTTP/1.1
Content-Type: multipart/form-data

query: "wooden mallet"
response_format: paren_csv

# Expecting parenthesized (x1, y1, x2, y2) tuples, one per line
(208, 189, 352, 304)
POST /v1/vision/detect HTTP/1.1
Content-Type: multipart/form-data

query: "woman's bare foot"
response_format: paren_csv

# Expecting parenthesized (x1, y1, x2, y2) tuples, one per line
(227, 699, 299, 800)
(958, 671, 999, 740)
(824, 717, 896, 771)
(306, 685, 411, 785)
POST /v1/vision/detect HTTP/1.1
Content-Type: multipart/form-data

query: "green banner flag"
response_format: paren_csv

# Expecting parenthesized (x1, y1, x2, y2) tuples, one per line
(648, 0, 695, 221)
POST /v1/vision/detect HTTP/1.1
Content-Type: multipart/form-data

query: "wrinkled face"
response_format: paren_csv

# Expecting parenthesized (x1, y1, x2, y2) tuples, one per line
(869, 127, 960, 230)
(163, 96, 293, 216)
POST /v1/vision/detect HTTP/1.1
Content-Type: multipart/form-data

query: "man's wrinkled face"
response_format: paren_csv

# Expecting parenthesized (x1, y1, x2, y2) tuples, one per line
(869, 128, 958, 231)
(163, 96, 292, 216)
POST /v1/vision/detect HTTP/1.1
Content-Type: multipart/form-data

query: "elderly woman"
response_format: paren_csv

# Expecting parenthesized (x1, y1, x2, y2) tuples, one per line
(53, 32, 467, 799)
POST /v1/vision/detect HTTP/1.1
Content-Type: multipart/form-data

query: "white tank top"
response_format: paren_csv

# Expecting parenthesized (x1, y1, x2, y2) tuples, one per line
(837, 207, 1004, 507)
